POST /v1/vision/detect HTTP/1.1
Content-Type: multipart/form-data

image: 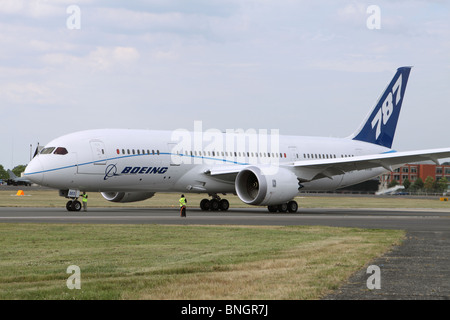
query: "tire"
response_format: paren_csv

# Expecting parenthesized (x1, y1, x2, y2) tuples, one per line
(287, 200, 298, 213)
(267, 205, 277, 213)
(71, 200, 82, 212)
(210, 199, 220, 211)
(200, 199, 210, 211)
(219, 199, 229, 211)
(66, 201, 73, 211)
(277, 203, 288, 213)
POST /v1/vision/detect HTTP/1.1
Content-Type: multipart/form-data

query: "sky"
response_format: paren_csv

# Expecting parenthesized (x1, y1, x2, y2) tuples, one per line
(1, 0, 449, 169)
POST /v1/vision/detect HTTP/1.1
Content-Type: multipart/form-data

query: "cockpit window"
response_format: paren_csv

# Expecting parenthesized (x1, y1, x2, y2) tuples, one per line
(54, 147, 68, 155)
(40, 147, 55, 154)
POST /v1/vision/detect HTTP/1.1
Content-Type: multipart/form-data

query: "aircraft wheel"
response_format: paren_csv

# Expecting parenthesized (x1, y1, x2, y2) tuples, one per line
(287, 201, 298, 213)
(200, 199, 210, 211)
(277, 203, 288, 213)
(209, 199, 220, 211)
(267, 205, 277, 213)
(219, 199, 229, 211)
(66, 201, 73, 211)
(71, 200, 82, 212)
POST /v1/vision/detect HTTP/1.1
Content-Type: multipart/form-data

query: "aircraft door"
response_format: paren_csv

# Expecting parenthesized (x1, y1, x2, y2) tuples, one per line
(288, 146, 298, 162)
(77, 139, 108, 174)
(167, 142, 182, 166)
(90, 140, 107, 165)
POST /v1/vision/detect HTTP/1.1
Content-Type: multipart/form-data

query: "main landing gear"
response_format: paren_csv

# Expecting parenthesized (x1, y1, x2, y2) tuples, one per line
(199, 195, 298, 213)
(267, 200, 298, 213)
(200, 194, 230, 211)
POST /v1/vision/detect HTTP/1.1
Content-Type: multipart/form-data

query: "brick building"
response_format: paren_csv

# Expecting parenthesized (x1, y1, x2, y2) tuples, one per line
(380, 163, 450, 188)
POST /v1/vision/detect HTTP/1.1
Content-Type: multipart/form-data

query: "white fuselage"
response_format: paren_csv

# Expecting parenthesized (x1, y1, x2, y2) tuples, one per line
(25, 128, 389, 194)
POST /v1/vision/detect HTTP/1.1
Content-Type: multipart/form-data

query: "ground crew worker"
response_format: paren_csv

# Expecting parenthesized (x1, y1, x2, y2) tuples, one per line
(81, 192, 88, 212)
(179, 194, 187, 217)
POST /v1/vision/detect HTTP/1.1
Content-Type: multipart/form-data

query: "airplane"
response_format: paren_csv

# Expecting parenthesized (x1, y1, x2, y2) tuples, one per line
(24, 67, 450, 212)
(7, 169, 32, 186)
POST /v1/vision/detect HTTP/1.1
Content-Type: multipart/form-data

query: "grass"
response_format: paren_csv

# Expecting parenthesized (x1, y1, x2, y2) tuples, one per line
(1, 189, 449, 210)
(0, 189, 433, 300)
(0, 224, 404, 300)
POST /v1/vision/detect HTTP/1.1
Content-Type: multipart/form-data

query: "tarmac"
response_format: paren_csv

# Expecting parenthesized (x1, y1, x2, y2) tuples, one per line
(324, 230, 450, 299)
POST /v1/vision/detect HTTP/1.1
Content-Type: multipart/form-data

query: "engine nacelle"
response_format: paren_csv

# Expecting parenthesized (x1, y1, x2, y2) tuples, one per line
(101, 192, 155, 203)
(235, 166, 300, 206)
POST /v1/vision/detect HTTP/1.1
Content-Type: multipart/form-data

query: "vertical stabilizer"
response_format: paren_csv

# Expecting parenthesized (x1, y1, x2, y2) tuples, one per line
(351, 67, 412, 148)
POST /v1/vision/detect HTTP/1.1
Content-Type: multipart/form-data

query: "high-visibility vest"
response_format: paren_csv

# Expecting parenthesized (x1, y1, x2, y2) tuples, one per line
(82, 194, 88, 203)
(179, 197, 186, 207)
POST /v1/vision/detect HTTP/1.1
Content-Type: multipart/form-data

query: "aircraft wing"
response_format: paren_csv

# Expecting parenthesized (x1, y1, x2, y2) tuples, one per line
(205, 148, 450, 182)
(289, 148, 450, 182)
(204, 166, 246, 182)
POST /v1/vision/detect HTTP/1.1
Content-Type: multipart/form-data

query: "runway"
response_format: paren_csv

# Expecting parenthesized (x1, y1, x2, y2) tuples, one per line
(0, 207, 449, 231)
(1, 206, 449, 299)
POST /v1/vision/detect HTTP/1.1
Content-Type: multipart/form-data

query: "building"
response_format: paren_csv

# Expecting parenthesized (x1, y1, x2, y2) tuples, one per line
(380, 163, 450, 189)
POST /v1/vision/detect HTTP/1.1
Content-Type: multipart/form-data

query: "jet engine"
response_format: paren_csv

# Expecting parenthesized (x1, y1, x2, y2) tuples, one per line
(101, 192, 155, 203)
(235, 166, 300, 206)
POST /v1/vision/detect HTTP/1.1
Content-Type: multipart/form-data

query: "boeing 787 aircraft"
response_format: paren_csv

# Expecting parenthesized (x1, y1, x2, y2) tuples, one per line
(24, 67, 450, 212)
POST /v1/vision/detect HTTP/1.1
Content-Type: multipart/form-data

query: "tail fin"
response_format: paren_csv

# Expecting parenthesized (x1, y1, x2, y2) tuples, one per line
(7, 170, 18, 179)
(351, 66, 412, 149)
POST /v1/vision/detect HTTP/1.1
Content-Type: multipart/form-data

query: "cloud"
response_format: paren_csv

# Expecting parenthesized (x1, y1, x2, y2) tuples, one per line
(88, 46, 140, 70)
(41, 46, 140, 71)
(0, 0, 64, 18)
(312, 57, 396, 73)
(0, 82, 56, 105)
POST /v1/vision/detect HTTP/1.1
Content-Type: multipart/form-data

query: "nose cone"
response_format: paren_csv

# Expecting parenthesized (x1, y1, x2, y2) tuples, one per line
(24, 157, 44, 185)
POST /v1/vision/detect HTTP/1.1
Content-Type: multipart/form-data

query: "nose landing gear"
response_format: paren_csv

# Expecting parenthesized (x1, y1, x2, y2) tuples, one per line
(60, 189, 83, 212)
(66, 200, 82, 211)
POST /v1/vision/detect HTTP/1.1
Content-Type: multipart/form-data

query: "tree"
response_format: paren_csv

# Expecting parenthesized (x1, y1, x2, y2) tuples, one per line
(0, 165, 7, 180)
(424, 176, 434, 192)
(388, 179, 399, 188)
(12, 165, 27, 177)
(437, 177, 448, 193)
(403, 178, 411, 190)
(411, 177, 424, 191)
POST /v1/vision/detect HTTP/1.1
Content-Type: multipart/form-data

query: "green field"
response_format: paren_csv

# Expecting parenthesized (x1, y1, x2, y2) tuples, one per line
(2, 189, 444, 300)
(0, 223, 404, 300)
(1, 189, 450, 210)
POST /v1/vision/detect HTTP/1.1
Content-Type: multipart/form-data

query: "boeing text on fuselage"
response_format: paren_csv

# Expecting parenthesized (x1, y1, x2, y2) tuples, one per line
(103, 164, 169, 180)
